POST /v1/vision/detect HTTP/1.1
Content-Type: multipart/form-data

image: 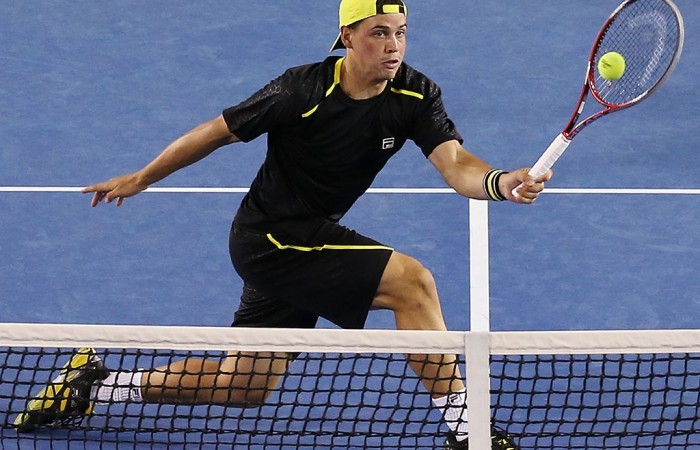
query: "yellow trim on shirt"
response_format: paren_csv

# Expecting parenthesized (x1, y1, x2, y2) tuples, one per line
(301, 105, 319, 118)
(326, 57, 344, 97)
(302, 59, 423, 117)
(390, 87, 423, 99)
(302, 57, 345, 118)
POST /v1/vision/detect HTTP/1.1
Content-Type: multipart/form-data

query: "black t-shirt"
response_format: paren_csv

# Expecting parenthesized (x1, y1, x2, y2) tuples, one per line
(223, 56, 462, 233)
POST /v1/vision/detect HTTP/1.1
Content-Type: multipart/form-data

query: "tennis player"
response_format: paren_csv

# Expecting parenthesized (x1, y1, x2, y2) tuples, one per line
(16, 1, 547, 448)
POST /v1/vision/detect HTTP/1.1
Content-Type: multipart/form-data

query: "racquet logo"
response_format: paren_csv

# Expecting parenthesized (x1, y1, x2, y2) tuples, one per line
(631, 11, 668, 86)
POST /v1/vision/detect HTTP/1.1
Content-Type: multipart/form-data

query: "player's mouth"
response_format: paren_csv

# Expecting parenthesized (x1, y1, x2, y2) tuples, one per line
(382, 58, 401, 70)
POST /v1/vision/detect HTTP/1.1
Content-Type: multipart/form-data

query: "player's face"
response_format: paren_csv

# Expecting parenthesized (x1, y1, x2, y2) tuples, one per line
(349, 14, 407, 81)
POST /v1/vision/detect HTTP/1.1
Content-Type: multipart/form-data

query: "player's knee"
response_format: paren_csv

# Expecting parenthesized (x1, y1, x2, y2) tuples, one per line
(413, 261, 437, 294)
(391, 257, 439, 312)
(409, 265, 440, 311)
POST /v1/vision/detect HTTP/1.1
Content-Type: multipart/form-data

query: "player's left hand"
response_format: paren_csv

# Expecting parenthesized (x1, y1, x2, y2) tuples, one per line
(500, 168, 553, 204)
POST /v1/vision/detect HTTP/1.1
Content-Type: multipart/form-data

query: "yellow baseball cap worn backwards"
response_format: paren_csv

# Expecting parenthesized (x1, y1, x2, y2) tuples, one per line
(330, 0, 407, 51)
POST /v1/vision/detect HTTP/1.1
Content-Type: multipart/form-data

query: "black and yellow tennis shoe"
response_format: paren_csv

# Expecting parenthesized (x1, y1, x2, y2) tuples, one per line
(13, 347, 109, 432)
(445, 424, 520, 450)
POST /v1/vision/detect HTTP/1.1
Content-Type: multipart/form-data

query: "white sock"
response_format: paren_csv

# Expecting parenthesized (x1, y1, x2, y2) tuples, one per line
(91, 370, 144, 404)
(432, 388, 469, 441)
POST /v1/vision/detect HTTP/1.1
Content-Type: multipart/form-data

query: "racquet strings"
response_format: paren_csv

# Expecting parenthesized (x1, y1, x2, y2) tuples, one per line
(593, 0, 683, 105)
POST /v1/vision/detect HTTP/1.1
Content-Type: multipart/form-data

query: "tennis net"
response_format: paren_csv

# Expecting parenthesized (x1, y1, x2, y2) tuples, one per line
(0, 323, 698, 449)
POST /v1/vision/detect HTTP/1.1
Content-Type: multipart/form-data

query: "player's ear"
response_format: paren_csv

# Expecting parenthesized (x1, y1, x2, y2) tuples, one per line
(341, 26, 353, 49)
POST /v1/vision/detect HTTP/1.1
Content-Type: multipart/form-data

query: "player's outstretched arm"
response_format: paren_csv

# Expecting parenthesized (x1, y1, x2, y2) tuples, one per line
(82, 115, 238, 207)
(428, 140, 490, 199)
(428, 140, 551, 204)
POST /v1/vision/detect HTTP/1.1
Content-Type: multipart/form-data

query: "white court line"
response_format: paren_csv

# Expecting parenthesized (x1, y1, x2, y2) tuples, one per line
(469, 199, 490, 332)
(0, 186, 446, 194)
(467, 199, 492, 450)
(0, 186, 699, 194)
(544, 188, 700, 195)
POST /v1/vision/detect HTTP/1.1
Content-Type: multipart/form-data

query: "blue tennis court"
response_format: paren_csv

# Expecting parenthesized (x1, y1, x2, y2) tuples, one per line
(1, 1, 698, 448)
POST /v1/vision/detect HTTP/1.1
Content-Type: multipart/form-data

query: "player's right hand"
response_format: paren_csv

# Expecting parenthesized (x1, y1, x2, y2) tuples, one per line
(503, 168, 552, 204)
(81, 173, 149, 207)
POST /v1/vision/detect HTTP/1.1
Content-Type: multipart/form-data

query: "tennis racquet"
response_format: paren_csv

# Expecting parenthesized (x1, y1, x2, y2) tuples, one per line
(514, 0, 685, 196)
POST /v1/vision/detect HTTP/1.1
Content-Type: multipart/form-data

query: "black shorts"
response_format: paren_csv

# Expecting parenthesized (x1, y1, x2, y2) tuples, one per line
(228, 219, 393, 330)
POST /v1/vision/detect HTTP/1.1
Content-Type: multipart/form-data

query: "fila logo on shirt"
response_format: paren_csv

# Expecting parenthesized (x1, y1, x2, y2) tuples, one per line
(382, 137, 395, 150)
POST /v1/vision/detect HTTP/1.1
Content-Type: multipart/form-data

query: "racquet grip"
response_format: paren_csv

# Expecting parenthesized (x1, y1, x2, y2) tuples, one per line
(528, 133, 571, 178)
(512, 133, 571, 197)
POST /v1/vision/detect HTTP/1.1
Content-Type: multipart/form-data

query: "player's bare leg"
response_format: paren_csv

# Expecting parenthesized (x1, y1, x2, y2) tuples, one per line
(373, 252, 520, 449)
(372, 251, 463, 396)
(373, 251, 468, 441)
(141, 351, 291, 405)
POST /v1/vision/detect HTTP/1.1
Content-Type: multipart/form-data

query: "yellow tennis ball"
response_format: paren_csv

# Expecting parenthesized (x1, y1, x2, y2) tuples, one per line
(598, 52, 626, 81)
